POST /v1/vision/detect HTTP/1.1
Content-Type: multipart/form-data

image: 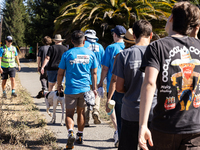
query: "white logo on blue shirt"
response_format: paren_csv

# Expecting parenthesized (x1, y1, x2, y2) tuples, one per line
(70, 55, 90, 65)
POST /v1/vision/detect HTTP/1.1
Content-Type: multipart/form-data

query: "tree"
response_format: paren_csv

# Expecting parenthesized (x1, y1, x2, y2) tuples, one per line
(54, 0, 175, 45)
(2, 0, 26, 47)
(25, 0, 69, 52)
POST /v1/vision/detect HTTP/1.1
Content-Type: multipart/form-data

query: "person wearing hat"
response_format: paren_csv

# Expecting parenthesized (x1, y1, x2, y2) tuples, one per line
(139, 2, 200, 150)
(41, 34, 68, 91)
(112, 20, 156, 150)
(0, 36, 21, 98)
(105, 28, 135, 147)
(98, 25, 126, 147)
(84, 29, 105, 127)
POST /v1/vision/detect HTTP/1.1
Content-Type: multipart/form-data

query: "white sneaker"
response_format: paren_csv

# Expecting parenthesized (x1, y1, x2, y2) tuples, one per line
(113, 131, 119, 147)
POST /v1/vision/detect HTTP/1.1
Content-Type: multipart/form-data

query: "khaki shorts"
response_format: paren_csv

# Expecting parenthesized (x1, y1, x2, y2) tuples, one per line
(65, 93, 86, 109)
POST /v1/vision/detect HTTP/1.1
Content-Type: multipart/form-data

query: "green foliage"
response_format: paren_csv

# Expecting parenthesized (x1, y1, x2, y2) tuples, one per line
(55, 0, 175, 45)
(25, 0, 69, 52)
(2, 0, 27, 47)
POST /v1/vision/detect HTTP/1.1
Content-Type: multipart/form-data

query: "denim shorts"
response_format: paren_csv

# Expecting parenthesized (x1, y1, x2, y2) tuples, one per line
(47, 70, 58, 83)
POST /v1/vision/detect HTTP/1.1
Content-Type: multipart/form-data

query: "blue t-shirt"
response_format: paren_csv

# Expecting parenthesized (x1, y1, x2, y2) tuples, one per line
(102, 42, 125, 92)
(84, 40, 105, 84)
(59, 47, 98, 95)
(0, 46, 18, 68)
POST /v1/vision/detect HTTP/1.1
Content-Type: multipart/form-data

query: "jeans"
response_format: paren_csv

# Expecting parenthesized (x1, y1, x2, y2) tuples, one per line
(113, 91, 124, 140)
(40, 68, 48, 90)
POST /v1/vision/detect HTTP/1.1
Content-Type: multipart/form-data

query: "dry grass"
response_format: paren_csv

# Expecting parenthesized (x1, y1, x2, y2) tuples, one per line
(0, 75, 62, 150)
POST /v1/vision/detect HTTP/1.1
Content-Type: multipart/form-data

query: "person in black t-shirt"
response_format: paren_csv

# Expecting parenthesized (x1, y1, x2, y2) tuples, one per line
(139, 2, 200, 150)
(41, 34, 68, 91)
(36, 36, 52, 98)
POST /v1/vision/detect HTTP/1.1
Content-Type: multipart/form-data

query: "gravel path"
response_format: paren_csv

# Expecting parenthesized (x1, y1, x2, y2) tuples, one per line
(17, 61, 117, 150)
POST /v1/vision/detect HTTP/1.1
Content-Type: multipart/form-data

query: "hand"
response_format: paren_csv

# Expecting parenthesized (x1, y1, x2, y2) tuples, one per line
(37, 67, 41, 72)
(41, 67, 44, 74)
(105, 101, 111, 113)
(57, 85, 63, 93)
(0, 68, 3, 74)
(138, 125, 153, 150)
(93, 90, 98, 98)
(18, 66, 21, 71)
(97, 82, 103, 88)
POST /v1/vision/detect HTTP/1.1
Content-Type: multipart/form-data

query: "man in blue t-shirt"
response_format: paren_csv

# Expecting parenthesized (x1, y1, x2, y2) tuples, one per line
(98, 25, 126, 91)
(97, 25, 126, 147)
(84, 29, 105, 126)
(57, 30, 98, 149)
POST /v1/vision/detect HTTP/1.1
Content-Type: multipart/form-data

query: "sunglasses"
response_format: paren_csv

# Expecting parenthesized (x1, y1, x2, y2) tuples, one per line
(8, 40, 12, 42)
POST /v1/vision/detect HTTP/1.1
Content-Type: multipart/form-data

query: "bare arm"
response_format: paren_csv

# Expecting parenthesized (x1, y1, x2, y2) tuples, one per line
(91, 68, 98, 97)
(15, 56, 21, 71)
(57, 68, 65, 92)
(41, 56, 50, 74)
(106, 53, 120, 112)
(37, 57, 41, 72)
(138, 66, 158, 150)
(116, 76, 125, 93)
(98, 65, 108, 88)
(106, 74, 117, 113)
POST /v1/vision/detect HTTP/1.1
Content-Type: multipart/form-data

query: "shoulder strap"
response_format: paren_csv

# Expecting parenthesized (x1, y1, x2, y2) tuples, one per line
(2, 45, 7, 56)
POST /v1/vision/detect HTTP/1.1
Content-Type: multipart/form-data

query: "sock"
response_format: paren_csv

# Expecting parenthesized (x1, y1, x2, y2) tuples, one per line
(78, 131, 83, 134)
(68, 129, 73, 133)
(3, 90, 6, 94)
(12, 89, 15, 93)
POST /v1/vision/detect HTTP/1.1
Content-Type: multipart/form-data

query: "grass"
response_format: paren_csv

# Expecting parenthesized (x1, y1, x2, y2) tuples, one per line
(0, 75, 63, 150)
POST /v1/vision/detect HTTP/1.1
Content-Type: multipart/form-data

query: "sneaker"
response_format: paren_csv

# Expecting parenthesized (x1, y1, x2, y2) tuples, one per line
(92, 110, 101, 124)
(36, 90, 44, 98)
(2, 93, 7, 99)
(66, 130, 75, 149)
(11, 92, 17, 97)
(76, 132, 83, 144)
(85, 122, 90, 127)
(113, 131, 119, 148)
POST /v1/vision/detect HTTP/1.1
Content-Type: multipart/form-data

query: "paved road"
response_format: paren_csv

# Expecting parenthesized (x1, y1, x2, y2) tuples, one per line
(17, 61, 117, 150)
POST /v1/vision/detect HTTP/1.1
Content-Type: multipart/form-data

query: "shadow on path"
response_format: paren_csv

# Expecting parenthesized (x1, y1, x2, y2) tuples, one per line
(57, 138, 114, 149)
(20, 67, 37, 73)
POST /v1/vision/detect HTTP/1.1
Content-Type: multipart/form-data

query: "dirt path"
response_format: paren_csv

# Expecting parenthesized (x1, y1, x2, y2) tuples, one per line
(17, 61, 117, 150)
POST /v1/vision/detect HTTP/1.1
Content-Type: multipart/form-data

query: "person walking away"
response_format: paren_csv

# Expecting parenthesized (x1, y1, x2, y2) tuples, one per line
(84, 29, 105, 126)
(36, 36, 52, 98)
(106, 28, 135, 146)
(41, 34, 68, 91)
(113, 21, 156, 150)
(139, 2, 200, 150)
(57, 30, 98, 149)
(98, 25, 126, 147)
(0, 36, 21, 98)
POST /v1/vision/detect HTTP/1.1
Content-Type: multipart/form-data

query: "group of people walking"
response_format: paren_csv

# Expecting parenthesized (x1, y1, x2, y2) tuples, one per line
(1, 1, 200, 150)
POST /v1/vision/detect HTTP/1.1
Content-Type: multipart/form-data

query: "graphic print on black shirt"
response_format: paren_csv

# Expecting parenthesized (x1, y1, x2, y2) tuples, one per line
(164, 46, 200, 111)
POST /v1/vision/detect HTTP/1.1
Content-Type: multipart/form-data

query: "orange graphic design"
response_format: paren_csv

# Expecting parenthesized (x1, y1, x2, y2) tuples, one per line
(171, 47, 200, 111)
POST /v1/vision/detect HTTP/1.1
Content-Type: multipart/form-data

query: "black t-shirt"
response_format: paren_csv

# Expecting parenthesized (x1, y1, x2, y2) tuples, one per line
(37, 45, 50, 68)
(46, 44, 68, 70)
(141, 36, 200, 134)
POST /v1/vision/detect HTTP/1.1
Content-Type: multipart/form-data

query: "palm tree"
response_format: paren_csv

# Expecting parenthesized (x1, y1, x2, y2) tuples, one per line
(54, 0, 175, 44)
